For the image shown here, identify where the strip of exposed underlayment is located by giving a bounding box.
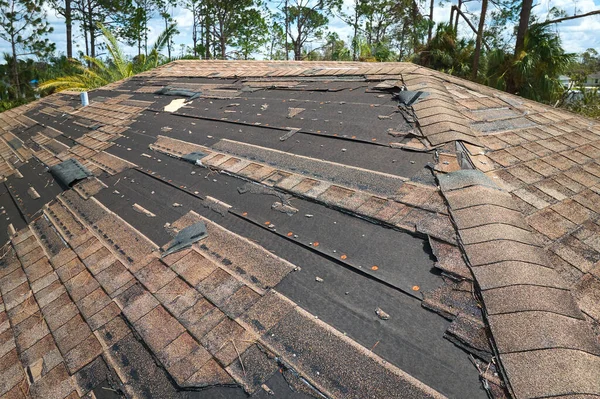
[438,169,600,399]
[211,139,408,196]
[149,135,457,245]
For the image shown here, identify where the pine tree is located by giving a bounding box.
[0,0,55,97]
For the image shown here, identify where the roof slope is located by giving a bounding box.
[0,60,598,399]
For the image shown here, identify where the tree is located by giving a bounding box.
[0,0,55,98]
[337,0,368,60]
[286,0,340,60]
[39,23,176,92]
[265,20,287,59]
[232,8,268,60]
[47,0,73,58]
[117,0,156,56]
[155,0,178,59]
[322,32,351,60]
[182,0,202,57]
[207,0,263,59]
[414,23,474,78]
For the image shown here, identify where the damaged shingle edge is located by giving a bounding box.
[49,158,93,187]
[181,151,209,165]
[162,221,208,257]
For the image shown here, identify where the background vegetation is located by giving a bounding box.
[0,0,599,117]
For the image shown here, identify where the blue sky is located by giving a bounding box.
[1,0,599,61]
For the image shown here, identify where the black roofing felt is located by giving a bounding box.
[5,159,63,221]
[0,187,27,245]
[119,109,430,177]
[93,162,485,398]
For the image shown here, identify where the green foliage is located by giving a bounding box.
[414,23,474,78]
[231,7,269,60]
[0,0,55,97]
[285,0,341,60]
[39,23,176,92]
[562,87,600,119]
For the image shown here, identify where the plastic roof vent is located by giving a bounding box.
[162,221,208,257]
[49,158,92,187]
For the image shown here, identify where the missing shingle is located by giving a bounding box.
[238,182,292,205]
[202,196,231,217]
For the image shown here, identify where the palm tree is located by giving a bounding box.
[484,24,573,103]
[39,23,177,92]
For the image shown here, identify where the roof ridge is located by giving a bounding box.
[438,169,600,399]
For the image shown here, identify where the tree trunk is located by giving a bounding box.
[284,0,289,60]
[219,18,226,59]
[192,3,198,57]
[514,0,533,56]
[352,0,359,60]
[10,40,20,99]
[427,0,434,44]
[472,0,487,80]
[205,13,211,59]
[165,17,171,59]
[454,0,461,31]
[87,0,95,58]
[83,22,89,57]
[66,0,72,58]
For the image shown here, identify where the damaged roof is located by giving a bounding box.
[0,60,598,399]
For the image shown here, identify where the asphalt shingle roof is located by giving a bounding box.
[0,60,599,399]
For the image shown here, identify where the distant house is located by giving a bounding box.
[587,72,600,87]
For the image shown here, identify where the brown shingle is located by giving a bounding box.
[459,224,540,246]
[64,333,102,373]
[114,283,159,323]
[134,258,176,293]
[134,306,185,353]
[506,165,544,184]
[501,349,600,398]
[472,261,566,290]
[512,187,552,209]
[534,179,574,201]
[184,358,233,387]
[488,311,600,354]
[482,285,583,319]
[53,314,91,354]
[526,208,576,240]
[240,290,296,334]
[464,240,549,267]
[523,158,559,177]
[444,185,518,211]
[572,274,600,322]
[95,260,133,296]
[197,268,243,307]
[171,250,217,287]
[180,300,224,340]
[452,204,529,230]
[542,153,577,171]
